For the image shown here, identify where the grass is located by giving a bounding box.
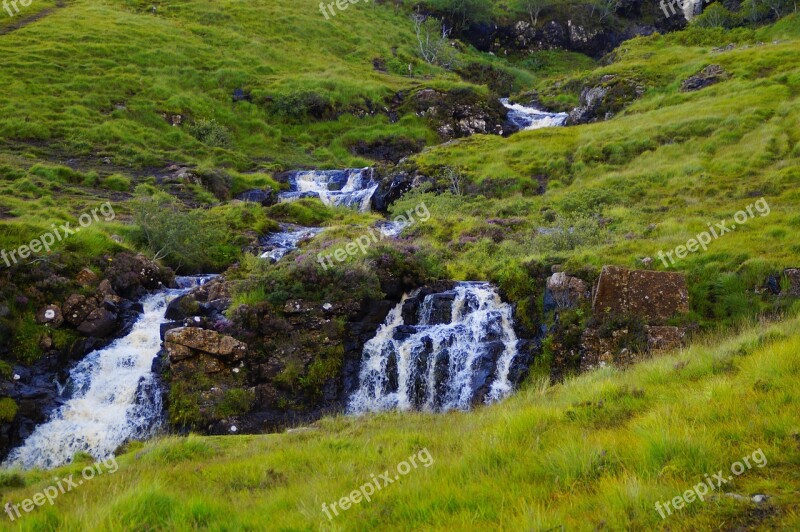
[2,310,799,530]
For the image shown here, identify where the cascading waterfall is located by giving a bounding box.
[259,224,323,262]
[348,282,521,414]
[4,276,210,470]
[279,168,378,212]
[501,98,569,130]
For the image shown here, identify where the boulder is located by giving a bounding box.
[592,266,689,325]
[235,188,275,206]
[545,272,590,311]
[77,308,118,337]
[165,294,201,321]
[681,65,728,92]
[62,294,98,327]
[35,305,63,328]
[75,268,99,287]
[165,327,247,363]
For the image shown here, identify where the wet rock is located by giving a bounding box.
[371,172,416,212]
[235,188,275,206]
[592,266,689,325]
[35,305,63,328]
[77,308,118,337]
[681,65,728,92]
[165,294,201,321]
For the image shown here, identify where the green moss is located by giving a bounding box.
[0,397,18,423]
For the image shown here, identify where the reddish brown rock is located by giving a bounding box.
[592,266,688,324]
[75,268,99,287]
[646,326,687,353]
[165,327,247,363]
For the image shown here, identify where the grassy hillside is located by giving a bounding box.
[3,311,799,530]
[0,0,533,171]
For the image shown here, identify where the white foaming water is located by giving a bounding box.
[4,277,208,470]
[348,282,521,414]
[501,98,569,130]
[279,168,378,212]
[259,224,323,262]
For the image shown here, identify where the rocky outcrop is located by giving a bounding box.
[405,88,507,139]
[579,266,690,370]
[566,75,645,125]
[458,7,686,60]
[103,252,174,299]
[592,266,689,325]
[165,328,247,371]
[681,65,728,92]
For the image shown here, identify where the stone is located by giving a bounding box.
[545,272,590,310]
[646,326,687,353]
[235,188,274,206]
[35,305,63,328]
[165,327,247,362]
[592,266,689,325]
[62,294,98,327]
[77,308,118,337]
[681,65,728,92]
[75,268,99,286]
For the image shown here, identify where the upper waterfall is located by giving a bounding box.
[278,168,378,212]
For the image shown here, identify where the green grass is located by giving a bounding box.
[3,311,800,530]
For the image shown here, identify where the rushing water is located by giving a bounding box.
[260,224,324,262]
[348,282,521,414]
[501,98,569,130]
[4,277,210,470]
[278,168,378,212]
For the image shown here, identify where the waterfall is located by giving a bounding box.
[501,98,569,131]
[279,168,378,212]
[4,276,209,470]
[259,224,323,262]
[348,282,522,414]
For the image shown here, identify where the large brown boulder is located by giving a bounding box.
[76,308,118,337]
[592,266,688,325]
[165,327,247,364]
